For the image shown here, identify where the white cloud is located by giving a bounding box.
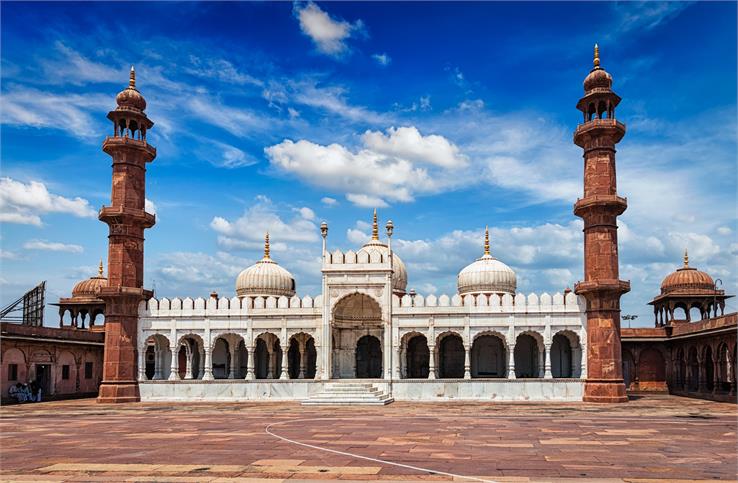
[145,198,157,216]
[0,249,19,260]
[321,197,338,206]
[23,240,84,253]
[294,2,364,57]
[0,177,97,226]
[186,55,262,86]
[613,2,692,34]
[717,226,732,236]
[372,53,391,66]
[265,126,467,207]
[361,126,468,169]
[210,196,319,251]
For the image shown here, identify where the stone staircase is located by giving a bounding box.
[302,382,394,406]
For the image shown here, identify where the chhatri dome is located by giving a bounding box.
[115,66,147,112]
[71,260,108,300]
[236,233,296,298]
[583,43,613,93]
[358,210,407,296]
[659,250,716,295]
[457,227,516,296]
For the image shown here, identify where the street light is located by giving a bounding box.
[622,314,638,329]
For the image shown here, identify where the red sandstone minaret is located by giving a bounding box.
[574,45,630,403]
[96,67,156,403]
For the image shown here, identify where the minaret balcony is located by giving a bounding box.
[573,194,627,217]
[99,206,156,229]
[102,136,157,159]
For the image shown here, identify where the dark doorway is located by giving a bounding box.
[356,335,382,378]
[439,334,464,378]
[145,346,155,379]
[406,335,430,378]
[35,364,51,396]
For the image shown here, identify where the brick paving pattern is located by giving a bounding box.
[1,395,736,482]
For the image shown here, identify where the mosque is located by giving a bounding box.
[2,46,734,405]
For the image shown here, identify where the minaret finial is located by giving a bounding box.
[264,232,271,259]
[129,65,136,88]
[593,43,600,69]
[99,259,104,277]
[371,209,379,240]
[484,226,490,256]
[683,248,689,268]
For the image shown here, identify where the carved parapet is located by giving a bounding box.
[102,136,157,159]
[99,206,156,229]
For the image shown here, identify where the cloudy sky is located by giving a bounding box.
[1,2,736,327]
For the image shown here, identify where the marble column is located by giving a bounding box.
[198,349,205,380]
[544,343,553,379]
[267,348,274,379]
[280,345,289,380]
[228,346,237,379]
[463,345,471,379]
[428,345,436,380]
[137,348,147,381]
[245,346,255,380]
[153,349,162,380]
[168,347,180,380]
[507,351,516,380]
[202,349,214,380]
[393,345,401,379]
[184,347,193,380]
[298,342,306,379]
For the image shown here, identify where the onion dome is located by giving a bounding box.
[116,66,147,111]
[72,260,108,299]
[236,233,296,298]
[457,227,516,296]
[583,44,613,93]
[660,250,716,295]
[358,209,407,295]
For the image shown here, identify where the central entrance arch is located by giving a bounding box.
[332,292,384,379]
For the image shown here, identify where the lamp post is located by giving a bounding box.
[622,314,638,329]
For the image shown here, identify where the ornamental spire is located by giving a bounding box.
[99,259,104,277]
[683,248,689,268]
[484,226,490,256]
[129,66,136,88]
[264,232,271,259]
[593,43,600,69]
[371,208,379,240]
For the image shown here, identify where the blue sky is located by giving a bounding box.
[1,1,736,327]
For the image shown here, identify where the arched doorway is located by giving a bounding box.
[471,334,505,378]
[288,333,317,379]
[688,347,699,391]
[355,335,382,378]
[551,334,573,378]
[438,333,464,378]
[514,334,539,378]
[332,293,383,379]
[622,348,636,389]
[405,334,429,378]
[676,348,686,389]
[704,346,714,392]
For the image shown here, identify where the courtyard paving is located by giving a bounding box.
[0,394,736,482]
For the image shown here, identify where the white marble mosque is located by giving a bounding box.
[138,211,586,403]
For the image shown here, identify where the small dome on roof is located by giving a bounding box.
[356,210,407,295]
[457,227,516,296]
[235,233,296,298]
[660,250,715,295]
[116,66,147,111]
[583,44,613,93]
[72,261,108,299]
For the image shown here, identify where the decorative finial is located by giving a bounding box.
[264,232,271,259]
[371,209,379,240]
[484,226,490,256]
[683,248,689,268]
[129,66,136,88]
[98,259,104,277]
[593,43,600,69]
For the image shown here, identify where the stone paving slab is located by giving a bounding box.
[1,395,736,482]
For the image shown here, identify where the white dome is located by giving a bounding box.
[359,239,408,295]
[457,228,516,296]
[236,234,296,298]
[357,210,407,295]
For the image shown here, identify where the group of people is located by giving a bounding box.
[8,381,42,403]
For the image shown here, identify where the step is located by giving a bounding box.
[302,397,394,406]
[301,383,394,406]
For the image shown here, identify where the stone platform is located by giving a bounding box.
[1,394,736,482]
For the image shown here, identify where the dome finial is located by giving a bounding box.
[98,259,104,277]
[264,232,271,259]
[129,66,136,88]
[683,248,689,268]
[484,226,490,256]
[593,43,600,69]
[371,209,379,240]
